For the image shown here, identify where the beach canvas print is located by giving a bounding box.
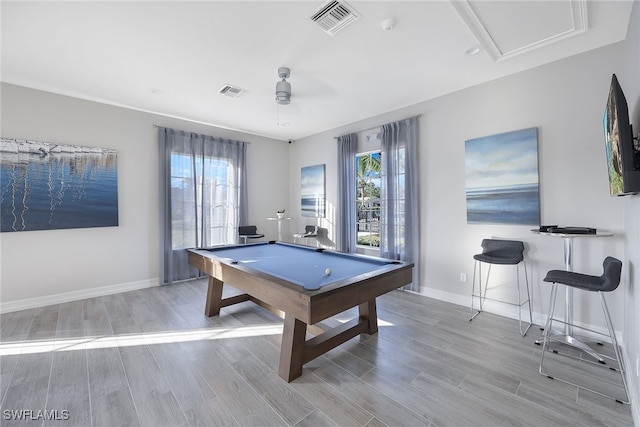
[0,138,118,232]
[301,164,325,218]
[465,128,540,225]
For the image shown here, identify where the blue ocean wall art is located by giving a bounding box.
[465,128,540,225]
[301,164,325,218]
[0,138,118,232]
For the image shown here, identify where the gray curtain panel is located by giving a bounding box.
[380,116,420,292]
[336,133,358,253]
[158,127,248,284]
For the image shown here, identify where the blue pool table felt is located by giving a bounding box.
[204,242,396,290]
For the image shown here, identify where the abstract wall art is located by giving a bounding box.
[0,138,119,232]
[465,128,540,225]
[301,164,325,218]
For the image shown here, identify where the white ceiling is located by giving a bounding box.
[1,1,634,141]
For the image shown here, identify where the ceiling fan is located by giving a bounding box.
[275,67,291,105]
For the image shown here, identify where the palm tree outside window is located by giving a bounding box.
[356,151,381,247]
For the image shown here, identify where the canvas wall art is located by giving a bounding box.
[0,138,118,232]
[465,128,540,225]
[301,164,325,218]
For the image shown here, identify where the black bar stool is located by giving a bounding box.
[238,226,264,244]
[539,256,629,404]
[470,239,532,336]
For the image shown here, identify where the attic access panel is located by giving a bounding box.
[452,0,587,61]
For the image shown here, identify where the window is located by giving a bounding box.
[356,151,381,247]
[159,127,247,284]
[170,152,235,250]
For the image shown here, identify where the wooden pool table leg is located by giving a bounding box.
[205,276,224,317]
[279,314,307,382]
[359,298,378,334]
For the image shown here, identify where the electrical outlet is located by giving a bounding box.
[460,273,467,283]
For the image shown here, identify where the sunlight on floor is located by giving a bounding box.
[1,319,395,356]
[0,324,284,356]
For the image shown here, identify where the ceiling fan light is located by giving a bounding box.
[275,79,291,105]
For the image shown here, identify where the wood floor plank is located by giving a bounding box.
[123,298,167,333]
[108,315,142,335]
[189,344,270,417]
[0,309,35,341]
[118,344,171,396]
[294,409,339,427]
[0,370,15,406]
[146,299,191,331]
[55,301,84,338]
[149,342,217,412]
[0,374,50,427]
[4,350,54,388]
[364,416,399,427]
[234,405,288,427]
[82,298,113,337]
[87,347,129,399]
[182,396,240,427]
[380,368,507,426]
[318,344,374,379]
[46,349,90,427]
[231,354,316,425]
[458,371,598,426]
[44,394,90,427]
[313,362,434,427]
[577,386,634,424]
[289,371,375,427]
[101,293,134,323]
[131,389,188,427]
[27,305,59,341]
[360,333,467,387]
[516,381,625,426]
[91,388,140,427]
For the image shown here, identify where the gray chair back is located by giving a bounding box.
[239,225,258,236]
[600,256,622,292]
[474,239,524,265]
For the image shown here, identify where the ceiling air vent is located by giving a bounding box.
[218,84,246,98]
[309,0,359,36]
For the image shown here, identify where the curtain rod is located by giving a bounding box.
[153,124,251,144]
[334,114,422,139]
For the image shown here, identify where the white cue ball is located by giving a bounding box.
[325,268,332,275]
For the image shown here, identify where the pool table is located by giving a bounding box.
[187,241,413,381]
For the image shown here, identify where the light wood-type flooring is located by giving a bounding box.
[0,279,634,426]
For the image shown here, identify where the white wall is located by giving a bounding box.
[0,83,289,310]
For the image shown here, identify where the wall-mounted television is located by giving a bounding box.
[603,74,640,196]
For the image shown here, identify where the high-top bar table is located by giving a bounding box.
[267,215,291,241]
[532,228,613,361]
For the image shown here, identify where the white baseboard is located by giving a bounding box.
[0,278,160,314]
[418,286,621,340]
[419,286,545,327]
